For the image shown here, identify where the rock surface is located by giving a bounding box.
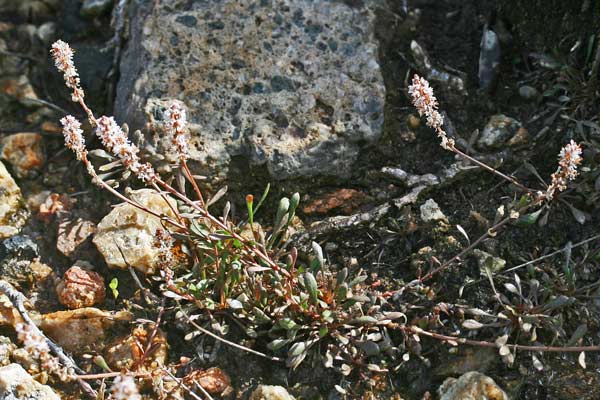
[250,385,295,400]
[56,264,106,309]
[92,189,177,274]
[116,0,385,182]
[0,363,60,400]
[0,133,45,178]
[0,161,28,239]
[420,198,447,223]
[477,115,522,150]
[438,371,508,400]
[39,307,132,354]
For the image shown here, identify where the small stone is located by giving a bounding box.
[420,199,447,223]
[0,75,38,107]
[0,363,60,400]
[0,235,37,261]
[0,337,15,366]
[518,85,538,100]
[104,325,168,371]
[80,0,114,18]
[250,385,296,400]
[507,126,529,147]
[477,115,522,150]
[93,189,177,274]
[39,308,132,354]
[438,371,508,400]
[473,249,506,273]
[56,217,96,257]
[0,133,45,178]
[185,367,231,395]
[56,265,106,309]
[302,189,368,215]
[35,22,56,43]
[0,161,28,238]
[407,114,421,129]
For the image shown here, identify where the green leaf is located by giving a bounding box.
[275,197,290,227]
[303,272,319,303]
[516,208,543,226]
[278,318,297,330]
[253,183,270,216]
[319,326,329,337]
[109,278,119,299]
[267,338,290,351]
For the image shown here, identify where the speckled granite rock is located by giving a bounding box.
[116,0,385,182]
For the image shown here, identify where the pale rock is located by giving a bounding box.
[420,199,447,223]
[92,189,177,274]
[0,363,60,400]
[477,115,522,150]
[438,371,508,400]
[56,217,96,257]
[0,161,28,238]
[250,385,295,400]
[39,307,132,354]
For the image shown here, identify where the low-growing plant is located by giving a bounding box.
[3,40,592,397]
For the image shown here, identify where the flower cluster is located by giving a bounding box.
[50,40,84,102]
[163,102,190,160]
[546,140,583,200]
[408,74,454,149]
[110,374,141,400]
[154,228,175,283]
[60,115,86,160]
[96,116,156,182]
[15,323,66,380]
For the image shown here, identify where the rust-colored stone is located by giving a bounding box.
[56,266,106,309]
[302,188,368,215]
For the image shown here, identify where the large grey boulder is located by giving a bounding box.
[116,0,385,182]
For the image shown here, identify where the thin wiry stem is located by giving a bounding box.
[397,324,600,353]
[177,303,283,362]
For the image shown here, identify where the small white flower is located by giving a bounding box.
[546,140,583,200]
[164,102,190,160]
[60,115,86,160]
[95,116,156,182]
[408,75,454,149]
[51,40,84,102]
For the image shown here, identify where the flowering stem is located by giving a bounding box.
[450,145,533,195]
[181,160,205,207]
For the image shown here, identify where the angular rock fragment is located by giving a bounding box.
[92,189,177,274]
